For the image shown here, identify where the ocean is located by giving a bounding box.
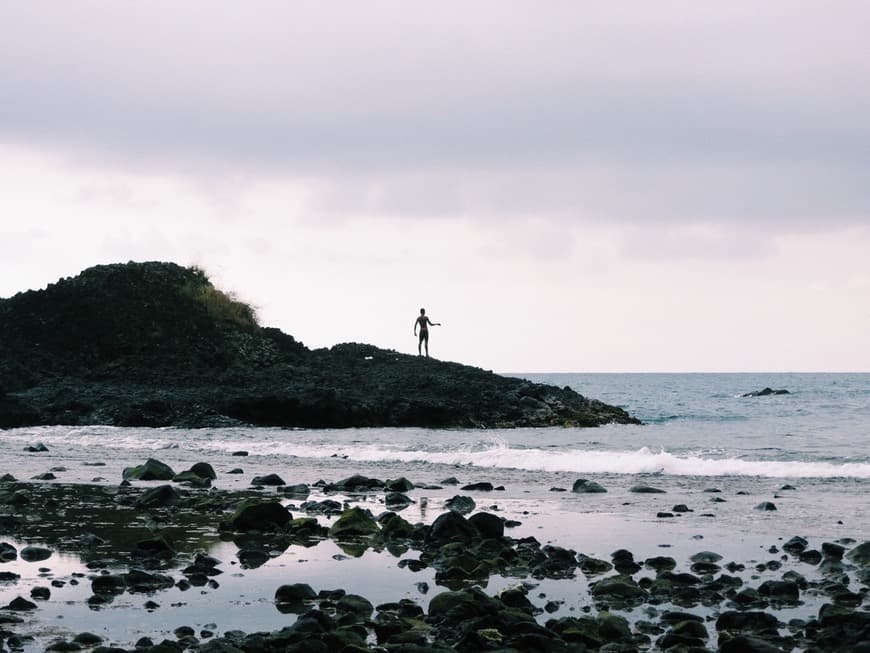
[1,372,868,648]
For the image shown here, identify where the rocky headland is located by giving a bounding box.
[0,262,638,430]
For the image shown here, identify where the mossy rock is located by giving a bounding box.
[328,507,380,539]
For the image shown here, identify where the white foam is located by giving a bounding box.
[6,426,870,479]
[204,440,870,479]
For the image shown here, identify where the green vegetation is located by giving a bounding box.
[184,266,258,329]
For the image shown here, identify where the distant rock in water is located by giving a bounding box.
[742,387,790,397]
[0,261,640,429]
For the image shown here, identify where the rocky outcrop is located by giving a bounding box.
[742,387,790,397]
[0,261,640,429]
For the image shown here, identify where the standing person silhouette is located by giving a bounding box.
[414,308,441,357]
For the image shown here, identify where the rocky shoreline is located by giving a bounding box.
[0,262,639,430]
[1,456,868,652]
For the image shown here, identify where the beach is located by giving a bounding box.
[1,374,869,651]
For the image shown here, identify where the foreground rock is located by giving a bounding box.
[0,262,639,429]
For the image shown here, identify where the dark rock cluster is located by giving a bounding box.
[1,465,868,652]
[0,261,639,429]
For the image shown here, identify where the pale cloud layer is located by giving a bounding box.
[1,2,868,371]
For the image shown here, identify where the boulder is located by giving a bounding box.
[189,462,217,479]
[134,535,176,559]
[275,583,317,603]
[715,610,779,633]
[337,594,374,620]
[572,479,607,493]
[5,596,37,611]
[135,485,180,508]
[224,500,292,532]
[757,580,800,601]
[122,459,176,481]
[461,482,494,492]
[845,540,870,565]
[630,485,666,494]
[250,474,285,486]
[279,483,310,498]
[590,576,647,601]
[19,546,52,562]
[122,569,174,592]
[384,477,414,492]
[91,574,126,595]
[444,495,476,514]
[468,512,504,539]
[783,536,808,554]
[426,510,477,545]
[171,471,211,487]
[384,492,413,509]
[328,507,380,538]
[645,556,677,572]
[378,512,416,541]
[324,475,384,492]
[0,542,18,561]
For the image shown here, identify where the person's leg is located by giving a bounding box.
[423,332,429,357]
[418,333,424,355]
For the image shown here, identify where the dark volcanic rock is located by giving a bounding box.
[0,262,640,429]
[134,485,180,508]
[461,481,494,492]
[122,459,176,481]
[444,495,476,514]
[572,478,607,493]
[742,387,790,397]
[250,473,286,486]
[630,484,666,494]
[19,546,52,562]
[222,500,292,532]
[0,541,17,561]
[426,510,477,545]
[327,507,380,539]
[468,512,504,539]
[275,583,317,603]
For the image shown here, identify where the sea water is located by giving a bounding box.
[1,373,868,648]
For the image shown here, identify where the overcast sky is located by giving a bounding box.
[1,1,868,372]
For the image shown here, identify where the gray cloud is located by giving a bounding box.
[2,1,869,229]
